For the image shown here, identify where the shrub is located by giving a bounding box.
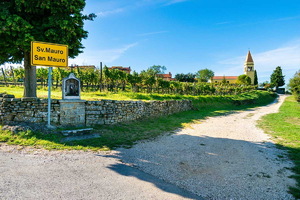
[288,70,300,102]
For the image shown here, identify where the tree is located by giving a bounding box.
[237,74,251,85]
[254,70,258,85]
[128,71,141,92]
[13,66,25,82]
[270,66,285,90]
[117,70,128,91]
[83,68,98,90]
[157,79,170,94]
[149,65,167,74]
[54,67,69,88]
[0,0,96,97]
[37,67,48,87]
[103,67,121,92]
[288,70,300,102]
[222,75,227,84]
[175,73,196,82]
[196,68,214,82]
[260,81,273,90]
[140,69,156,92]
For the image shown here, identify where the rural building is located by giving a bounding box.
[69,65,96,70]
[210,76,239,84]
[209,51,256,84]
[156,72,175,81]
[109,66,131,74]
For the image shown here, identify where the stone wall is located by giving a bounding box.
[60,100,86,126]
[0,96,60,124]
[85,100,193,126]
[0,95,193,127]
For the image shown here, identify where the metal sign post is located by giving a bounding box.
[30,41,68,128]
[47,67,53,128]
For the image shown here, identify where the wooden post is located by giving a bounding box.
[99,62,103,92]
[10,66,16,84]
[1,67,8,86]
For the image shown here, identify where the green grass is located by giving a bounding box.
[258,96,300,198]
[0,85,192,101]
[0,130,84,150]
[0,85,274,102]
[0,87,277,152]
[0,90,276,151]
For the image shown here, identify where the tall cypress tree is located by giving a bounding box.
[0,0,96,97]
[254,70,258,85]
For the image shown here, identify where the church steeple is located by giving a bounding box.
[244,50,255,84]
[246,50,254,63]
[244,50,254,69]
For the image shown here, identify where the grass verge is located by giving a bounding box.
[0,85,275,101]
[0,90,276,152]
[0,85,210,101]
[258,96,300,198]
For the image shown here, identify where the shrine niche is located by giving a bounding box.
[62,73,80,100]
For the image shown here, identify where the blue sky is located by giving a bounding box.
[69,0,300,85]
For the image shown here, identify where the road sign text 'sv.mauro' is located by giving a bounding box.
[31,41,68,67]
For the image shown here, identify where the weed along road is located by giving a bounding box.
[0,95,296,200]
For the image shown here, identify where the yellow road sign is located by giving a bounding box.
[31,41,68,67]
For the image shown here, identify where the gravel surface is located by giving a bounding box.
[0,145,200,200]
[114,95,296,200]
[0,95,296,200]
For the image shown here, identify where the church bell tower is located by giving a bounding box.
[244,50,255,84]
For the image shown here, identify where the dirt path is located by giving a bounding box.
[114,95,296,199]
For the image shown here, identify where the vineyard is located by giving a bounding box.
[0,66,257,96]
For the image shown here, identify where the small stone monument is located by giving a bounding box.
[62,73,80,100]
[60,73,86,127]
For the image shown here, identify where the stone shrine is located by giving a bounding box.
[60,73,86,127]
[62,73,80,100]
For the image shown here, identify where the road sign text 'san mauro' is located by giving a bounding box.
[31,41,68,67]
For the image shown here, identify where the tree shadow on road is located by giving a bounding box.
[106,162,203,199]
[98,134,297,199]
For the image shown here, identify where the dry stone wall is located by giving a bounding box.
[0,94,193,127]
[85,100,193,126]
[0,96,60,124]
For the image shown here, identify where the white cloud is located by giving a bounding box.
[215,21,232,25]
[98,43,138,63]
[137,31,168,36]
[255,45,300,72]
[164,0,189,6]
[94,0,190,18]
[69,43,138,66]
[96,8,125,17]
[272,15,300,22]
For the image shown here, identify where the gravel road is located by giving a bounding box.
[114,95,296,199]
[0,95,296,200]
[0,145,200,200]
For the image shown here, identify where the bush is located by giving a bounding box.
[288,71,300,102]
